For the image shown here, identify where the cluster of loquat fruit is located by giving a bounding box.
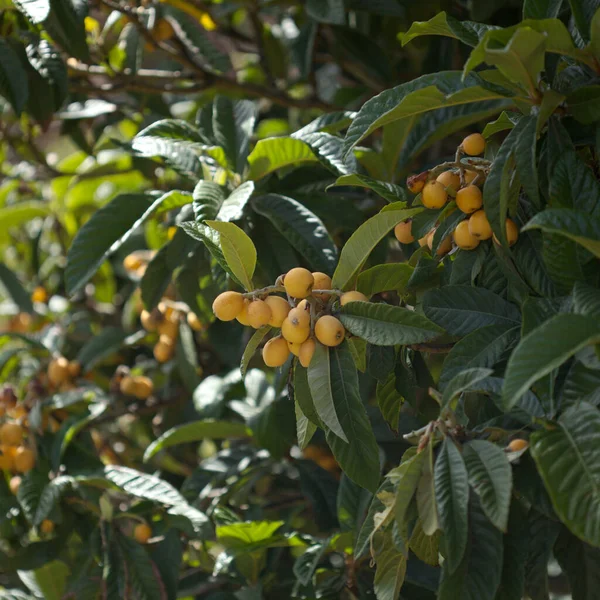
[394,133,519,255]
[212,267,372,368]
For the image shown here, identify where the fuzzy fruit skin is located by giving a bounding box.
[284,268,314,299]
[299,339,316,368]
[0,423,23,446]
[40,520,55,534]
[287,341,302,356]
[468,210,493,240]
[287,306,310,329]
[453,220,480,250]
[187,312,203,331]
[426,230,452,257]
[421,181,448,209]
[262,337,290,367]
[132,376,154,400]
[462,133,486,156]
[437,170,460,191]
[140,309,159,332]
[312,272,332,300]
[154,339,174,363]
[14,447,35,473]
[340,291,369,305]
[48,357,70,387]
[9,476,21,495]
[315,316,345,347]
[281,318,310,344]
[236,300,251,326]
[464,170,478,185]
[508,438,528,452]
[247,300,272,328]
[134,523,152,544]
[456,185,483,214]
[212,291,245,321]
[265,296,290,328]
[493,218,519,247]
[394,221,414,244]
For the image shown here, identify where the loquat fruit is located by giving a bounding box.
[14,446,35,473]
[436,170,461,191]
[40,519,55,534]
[463,170,478,185]
[0,448,14,471]
[48,357,70,387]
[394,220,414,244]
[426,229,452,257]
[265,296,290,328]
[123,254,143,272]
[247,299,272,329]
[0,423,23,446]
[212,291,245,321]
[141,309,159,332]
[120,376,137,396]
[456,185,483,214]
[508,439,528,452]
[31,286,48,303]
[153,18,174,41]
[281,318,310,344]
[492,218,519,247]
[299,338,316,368]
[312,272,332,300]
[133,523,152,544]
[284,268,314,299]
[287,306,310,329]
[68,361,81,379]
[132,376,154,400]
[236,299,251,326]
[154,339,174,363]
[287,341,302,356]
[453,220,480,250]
[157,317,179,339]
[262,337,290,367]
[407,173,427,194]
[468,210,493,240]
[421,181,448,209]
[314,315,345,347]
[340,291,369,305]
[187,312,203,331]
[9,476,21,495]
[462,133,486,156]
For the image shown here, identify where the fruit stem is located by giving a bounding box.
[242,285,286,298]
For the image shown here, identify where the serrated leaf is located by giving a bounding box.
[332,207,422,289]
[192,180,224,222]
[205,220,256,291]
[325,344,380,492]
[523,208,600,258]
[340,302,443,346]
[144,420,251,461]
[307,343,347,442]
[463,440,512,532]
[65,192,155,295]
[422,285,521,336]
[435,438,469,574]
[241,326,271,378]
[530,402,600,547]
[252,194,338,274]
[246,137,318,180]
[503,313,600,409]
[300,132,357,175]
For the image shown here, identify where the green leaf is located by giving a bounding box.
[116,534,165,600]
[76,326,130,372]
[523,0,563,19]
[325,344,380,492]
[294,364,320,426]
[434,438,469,574]
[441,367,493,409]
[357,264,414,297]
[327,174,407,203]
[252,194,338,275]
[376,373,403,431]
[400,11,495,47]
[12,0,50,23]
[332,207,422,289]
[163,5,231,73]
[482,110,521,137]
[422,285,521,337]
[373,533,407,600]
[438,496,503,600]
[531,402,600,547]
[246,137,318,180]
[409,521,440,566]
[342,71,511,158]
[307,343,347,442]
[217,181,255,222]
[65,192,155,295]
[25,39,67,113]
[416,439,439,536]
[192,180,224,222]
[0,263,34,313]
[0,202,49,245]
[33,475,74,525]
[299,132,357,176]
[523,208,600,258]
[153,190,193,216]
[574,282,600,318]
[144,420,251,462]
[390,451,426,540]
[241,326,271,379]
[295,400,317,450]
[18,560,69,600]
[514,115,540,207]
[205,220,256,291]
[503,313,600,409]
[212,96,257,173]
[463,440,512,532]
[44,0,89,61]
[439,325,519,391]
[340,302,443,346]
